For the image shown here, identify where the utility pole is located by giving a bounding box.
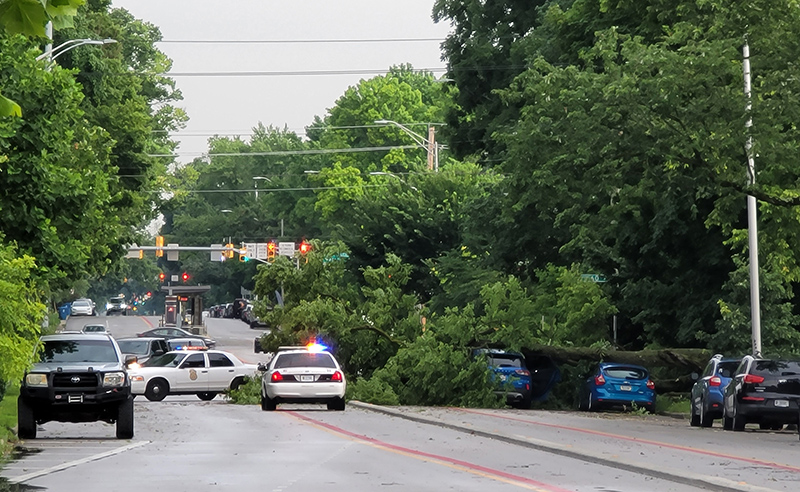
[743,38,762,358]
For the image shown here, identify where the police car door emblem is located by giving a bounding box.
[189,369,198,380]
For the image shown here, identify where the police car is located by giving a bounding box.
[259,344,346,411]
[129,349,258,402]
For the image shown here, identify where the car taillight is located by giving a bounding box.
[271,372,284,382]
[331,371,343,382]
[709,376,722,387]
[594,374,606,386]
[743,374,765,384]
[646,379,655,390]
[515,369,530,376]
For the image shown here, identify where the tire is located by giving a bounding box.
[732,402,746,431]
[759,423,771,430]
[723,413,733,430]
[261,394,276,411]
[587,392,598,412]
[699,400,713,428]
[327,397,345,411]
[17,398,37,439]
[254,338,262,353]
[197,392,217,401]
[690,400,700,427]
[116,398,134,439]
[230,378,244,391]
[771,424,784,431]
[145,379,169,402]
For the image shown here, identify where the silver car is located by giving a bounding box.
[70,299,95,316]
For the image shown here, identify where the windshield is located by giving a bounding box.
[82,325,105,332]
[274,352,336,369]
[488,355,524,368]
[753,360,800,377]
[40,340,118,363]
[603,367,647,380]
[73,300,91,307]
[117,340,150,355]
[144,352,186,368]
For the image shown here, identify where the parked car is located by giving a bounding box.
[690,354,741,427]
[474,349,534,409]
[70,298,96,316]
[137,327,216,349]
[129,349,257,401]
[722,356,800,431]
[578,362,656,412]
[259,344,346,411]
[116,337,169,366]
[243,304,269,329]
[167,338,207,351]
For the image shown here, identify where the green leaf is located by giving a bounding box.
[0,91,22,117]
[0,0,50,36]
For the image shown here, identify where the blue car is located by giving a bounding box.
[690,354,740,427]
[578,362,656,412]
[476,349,535,409]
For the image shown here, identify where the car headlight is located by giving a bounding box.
[105,303,112,310]
[25,373,48,387]
[103,372,126,387]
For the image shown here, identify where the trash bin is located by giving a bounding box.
[58,303,71,320]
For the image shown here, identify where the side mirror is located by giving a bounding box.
[690,372,699,381]
[125,354,138,367]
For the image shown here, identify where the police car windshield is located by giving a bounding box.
[274,352,336,369]
[144,352,186,368]
[40,340,117,363]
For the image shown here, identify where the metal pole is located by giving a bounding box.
[743,39,762,358]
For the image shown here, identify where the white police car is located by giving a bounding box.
[259,344,346,411]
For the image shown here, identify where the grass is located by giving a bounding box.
[0,383,19,460]
[655,393,691,414]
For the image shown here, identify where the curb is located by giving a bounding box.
[350,401,780,492]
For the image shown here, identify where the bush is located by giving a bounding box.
[225,376,261,405]
[347,375,399,405]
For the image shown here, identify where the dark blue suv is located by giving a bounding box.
[690,354,740,427]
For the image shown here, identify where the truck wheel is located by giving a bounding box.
[145,379,169,401]
[17,398,37,439]
[116,398,134,439]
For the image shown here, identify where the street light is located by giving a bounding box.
[37,37,117,67]
[369,171,419,192]
[253,176,271,201]
[374,119,443,172]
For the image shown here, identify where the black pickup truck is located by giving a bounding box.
[18,332,136,439]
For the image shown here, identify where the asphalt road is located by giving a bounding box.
[2,315,800,492]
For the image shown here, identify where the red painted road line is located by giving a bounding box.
[141,316,154,328]
[455,407,800,473]
[286,411,575,492]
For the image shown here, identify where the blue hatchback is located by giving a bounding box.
[690,354,741,427]
[579,362,656,412]
[476,349,534,409]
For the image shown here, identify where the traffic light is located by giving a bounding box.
[155,235,164,257]
[299,240,311,255]
[181,272,190,282]
[267,241,277,262]
[225,243,235,259]
[239,246,249,262]
[158,272,166,282]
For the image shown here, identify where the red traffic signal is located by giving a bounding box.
[181,272,189,282]
[299,241,311,255]
[158,272,166,282]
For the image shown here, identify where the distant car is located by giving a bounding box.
[475,349,534,409]
[105,296,128,316]
[70,299,96,316]
[243,304,269,329]
[81,323,109,335]
[578,362,656,412]
[129,349,257,401]
[137,327,216,349]
[690,354,740,427]
[116,337,169,366]
[167,338,208,351]
[722,356,800,431]
[260,344,346,411]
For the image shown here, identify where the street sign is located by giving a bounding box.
[166,243,179,261]
[243,242,257,259]
[255,243,268,260]
[278,241,296,257]
[581,274,607,283]
[210,244,224,262]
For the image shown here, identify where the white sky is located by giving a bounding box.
[111,0,452,161]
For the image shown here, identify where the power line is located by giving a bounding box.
[149,145,420,158]
[161,68,447,77]
[158,38,445,44]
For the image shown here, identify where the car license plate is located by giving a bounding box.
[300,375,314,382]
[499,375,507,382]
[775,400,789,407]
[620,385,632,392]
